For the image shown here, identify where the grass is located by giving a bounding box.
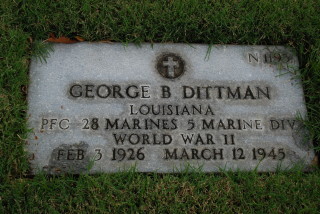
[0,0,320,213]
[1,170,320,213]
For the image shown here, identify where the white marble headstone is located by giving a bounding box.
[27,43,315,174]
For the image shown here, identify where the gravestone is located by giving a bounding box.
[27,43,315,174]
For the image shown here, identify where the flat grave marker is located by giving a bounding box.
[27,43,315,174]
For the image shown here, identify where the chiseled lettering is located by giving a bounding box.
[113,133,172,145]
[126,85,139,98]
[69,84,82,97]
[96,84,111,98]
[161,85,171,98]
[182,85,270,100]
[69,84,151,99]
[164,148,224,160]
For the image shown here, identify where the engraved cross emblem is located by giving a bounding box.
[162,57,179,78]
[156,53,185,79]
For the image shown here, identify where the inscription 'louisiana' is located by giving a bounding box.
[69,84,271,100]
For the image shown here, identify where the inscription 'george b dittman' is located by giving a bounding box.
[27,43,315,174]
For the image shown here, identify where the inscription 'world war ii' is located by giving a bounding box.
[27,43,315,174]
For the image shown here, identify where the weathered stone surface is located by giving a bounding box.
[27,43,315,174]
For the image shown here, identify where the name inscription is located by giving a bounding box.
[69,84,271,100]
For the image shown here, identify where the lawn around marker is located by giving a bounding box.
[0,0,319,213]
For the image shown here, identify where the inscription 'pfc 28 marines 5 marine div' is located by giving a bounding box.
[27,43,315,174]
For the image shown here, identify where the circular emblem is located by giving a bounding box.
[156,53,185,79]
